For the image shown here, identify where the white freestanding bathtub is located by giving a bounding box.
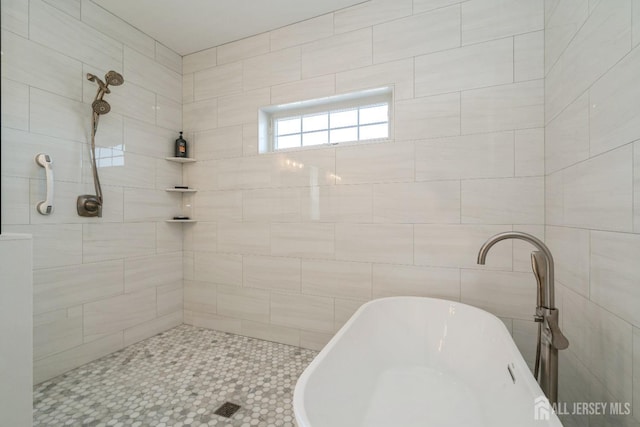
[294,297,563,427]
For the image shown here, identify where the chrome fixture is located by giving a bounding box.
[78,71,124,217]
[477,231,569,405]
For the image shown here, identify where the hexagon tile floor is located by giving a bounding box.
[33,325,318,427]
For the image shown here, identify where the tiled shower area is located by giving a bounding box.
[33,326,316,427]
[1,0,639,426]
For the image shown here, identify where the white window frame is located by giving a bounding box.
[258,87,393,153]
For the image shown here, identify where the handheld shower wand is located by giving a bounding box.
[78,70,124,218]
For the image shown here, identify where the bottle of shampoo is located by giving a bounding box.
[175,131,188,158]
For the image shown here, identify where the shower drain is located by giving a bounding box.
[214,401,241,418]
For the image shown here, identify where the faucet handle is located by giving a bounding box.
[545,308,569,350]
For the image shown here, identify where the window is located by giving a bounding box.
[259,87,392,153]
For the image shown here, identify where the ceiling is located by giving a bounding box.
[93,0,366,56]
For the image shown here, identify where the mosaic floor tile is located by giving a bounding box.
[34,325,317,427]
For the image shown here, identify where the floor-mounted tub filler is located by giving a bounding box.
[294,296,563,427]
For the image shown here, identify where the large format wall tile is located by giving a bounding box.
[461,0,543,45]
[271,75,336,105]
[34,307,83,360]
[514,31,544,82]
[123,311,182,347]
[243,255,301,293]
[1,129,84,183]
[300,184,373,223]
[217,89,270,127]
[461,269,537,320]
[562,289,633,405]
[1,0,29,37]
[335,223,413,264]
[414,224,512,270]
[0,78,29,131]
[243,47,301,91]
[194,126,243,160]
[0,176,29,224]
[301,28,372,78]
[270,14,333,51]
[461,80,544,134]
[589,47,640,156]
[44,0,81,19]
[5,224,83,269]
[125,47,182,103]
[217,33,270,65]
[545,93,589,174]
[372,264,460,300]
[271,223,335,259]
[30,0,122,71]
[270,293,334,333]
[415,132,514,180]
[590,231,640,328]
[545,1,632,122]
[34,332,123,384]
[243,188,301,223]
[217,222,271,255]
[335,59,414,100]
[83,288,156,342]
[334,0,412,34]
[124,252,182,293]
[545,226,590,298]
[395,94,461,141]
[80,0,155,58]
[515,129,544,177]
[373,5,460,64]
[336,142,414,184]
[33,260,124,314]
[461,177,544,225]
[183,47,217,74]
[372,181,460,224]
[1,29,83,100]
[83,223,156,262]
[155,42,182,75]
[30,88,91,144]
[183,99,218,132]
[415,37,513,97]
[302,259,372,300]
[562,146,633,232]
[217,285,270,323]
[194,252,242,286]
[544,0,589,75]
[194,62,243,100]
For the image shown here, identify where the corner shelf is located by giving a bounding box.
[165,156,196,163]
[165,156,197,222]
[165,188,198,193]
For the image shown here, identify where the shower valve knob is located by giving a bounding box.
[77,194,102,217]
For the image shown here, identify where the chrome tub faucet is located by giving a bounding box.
[477,231,569,406]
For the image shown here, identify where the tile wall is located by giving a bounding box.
[182,0,546,370]
[545,1,640,426]
[1,0,184,383]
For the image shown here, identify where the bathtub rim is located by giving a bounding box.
[293,295,556,427]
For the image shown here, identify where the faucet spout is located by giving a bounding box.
[477,231,555,309]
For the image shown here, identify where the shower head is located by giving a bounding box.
[104,70,124,86]
[92,99,111,115]
[86,73,110,94]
